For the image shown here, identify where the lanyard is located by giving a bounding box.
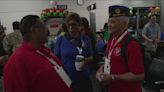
[36,50,60,68]
[76,47,83,54]
[36,50,72,87]
[108,31,128,58]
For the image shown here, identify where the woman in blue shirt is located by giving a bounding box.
[54,13,93,92]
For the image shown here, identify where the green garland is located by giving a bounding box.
[40,8,69,21]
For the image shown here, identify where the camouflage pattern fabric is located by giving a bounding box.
[3,30,22,55]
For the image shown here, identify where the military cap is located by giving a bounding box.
[109,5,130,18]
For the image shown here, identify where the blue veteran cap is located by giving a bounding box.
[109,5,130,18]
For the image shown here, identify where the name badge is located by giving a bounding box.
[104,57,111,74]
[54,66,72,87]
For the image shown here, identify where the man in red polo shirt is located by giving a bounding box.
[3,15,72,92]
[96,5,144,92]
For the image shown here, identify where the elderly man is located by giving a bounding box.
[96,5,144,92]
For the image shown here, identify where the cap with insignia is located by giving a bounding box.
[108,5,130,18]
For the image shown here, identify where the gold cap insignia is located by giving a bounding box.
[115,8,120,14]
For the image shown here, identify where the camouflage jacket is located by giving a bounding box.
[3,30,22,55]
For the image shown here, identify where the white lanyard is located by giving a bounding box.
[76,39,85,54]
[36,50,72,87]
[76,47,83,54]
[108,31,128,58]
[36,50,59,68]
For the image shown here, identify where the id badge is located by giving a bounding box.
[104,57,111,74]
[54,66,72,87]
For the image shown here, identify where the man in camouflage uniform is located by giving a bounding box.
[3,21,22,55]
[0,23,8,75]
[0,22,8,92]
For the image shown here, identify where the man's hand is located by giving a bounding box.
[96,72,114,87]
[96,65,112,86]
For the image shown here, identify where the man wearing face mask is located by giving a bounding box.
[96,5,144,92]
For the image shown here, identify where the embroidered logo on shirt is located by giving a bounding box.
[114,47,121,56]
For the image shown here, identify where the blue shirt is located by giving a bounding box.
[54,34,93,81]
[142,22,160,40]
[96,40,106,54]
[160,32,164,40]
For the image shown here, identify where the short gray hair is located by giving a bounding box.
[117,16,129,25]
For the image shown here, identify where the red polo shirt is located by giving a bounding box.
[106,33,144,92]
[3,42,72,92]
